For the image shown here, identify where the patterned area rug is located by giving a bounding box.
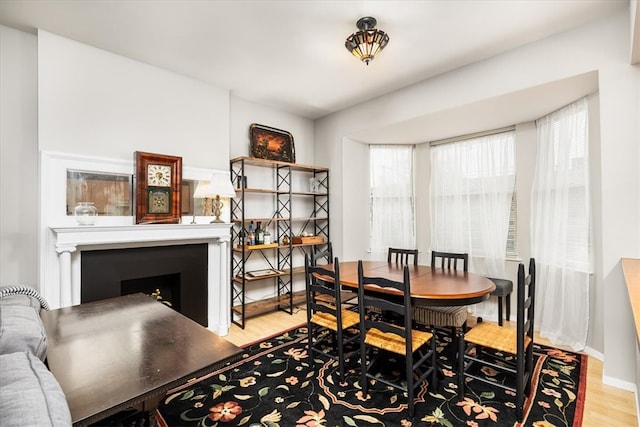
[156,325,587,427]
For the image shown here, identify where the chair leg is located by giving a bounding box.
[360,339,368,398]
[505,293,511,322]
[457,331,465,401]
[497,296,504,326]
[430,329,438,391]
[336,329,345,379]
[406,352,414,417]
[516,358,524,420]
[307,324,314,369]
[449,326,458,360]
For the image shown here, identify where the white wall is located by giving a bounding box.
[1,28,318,298]
[38,30,229,169]
[0,26,38,287]
[316,9,639,387]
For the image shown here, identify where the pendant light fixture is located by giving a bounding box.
[345,16,390,65]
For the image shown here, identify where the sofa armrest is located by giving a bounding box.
[0,287,49,361]
[0,352,72,427]
[0,285,50,310]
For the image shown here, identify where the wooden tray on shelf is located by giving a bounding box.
[292,236,324,245]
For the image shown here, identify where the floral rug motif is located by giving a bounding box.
[156,326,586,427]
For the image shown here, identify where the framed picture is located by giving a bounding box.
[249,123,295,163]
[134,151,182,224]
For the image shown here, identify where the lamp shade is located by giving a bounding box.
[192,181,211,199]
[207,172,236,198]
[345,17,389,65]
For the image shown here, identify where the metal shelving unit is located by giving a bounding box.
[229,156,329,328]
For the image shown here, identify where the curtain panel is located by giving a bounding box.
[532,97,590,350]
[430,132,516,320]
[369,145,416,260]
[430,132,516,276]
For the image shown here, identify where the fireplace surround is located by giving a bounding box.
[46,224,232,335]
[39,151,233,336]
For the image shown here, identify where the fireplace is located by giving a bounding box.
[45,223,232,335]
[39,152,233,335]
[122,274,181,311]
[81,244,207,326]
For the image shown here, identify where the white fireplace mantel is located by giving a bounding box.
[52,223,230,247]
[38,151,234,336]
[48,223,232,336]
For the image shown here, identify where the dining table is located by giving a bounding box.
[328,260,496,307]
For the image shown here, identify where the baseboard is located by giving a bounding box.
[602,374,636,392]
[583,345,603,361]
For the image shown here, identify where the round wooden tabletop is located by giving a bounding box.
[334,261,496,307]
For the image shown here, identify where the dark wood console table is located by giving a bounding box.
[41,293,242,426]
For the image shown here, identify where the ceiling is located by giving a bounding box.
[0,0,630,123]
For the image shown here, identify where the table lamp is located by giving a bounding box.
[190,181,212,224]
[207,172,236,223]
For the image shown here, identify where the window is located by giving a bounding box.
[430,130,516,277]
[369,145,416,256]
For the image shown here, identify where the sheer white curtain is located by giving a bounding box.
[369,145,415,260]
[430,132,516,318]
[532,97,590,350]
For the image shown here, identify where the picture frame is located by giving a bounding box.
[249,123,295,163]
[134,151,182,224]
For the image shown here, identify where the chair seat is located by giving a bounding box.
[488,277,513,297]
[311,309,360,331]
[413,305,468,328]
[463,321,532,355]
[315,290,358,306]
[364,326,433,355]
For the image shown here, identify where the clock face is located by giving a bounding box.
[148,188,170,214]
[147,164,172,187]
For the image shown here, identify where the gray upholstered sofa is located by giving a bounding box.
[0,286,72,427]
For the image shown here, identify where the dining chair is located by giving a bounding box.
[311,242,357,306]
[311,242,333,266]
[387,247,419,265]
[413,251,469,348]
[430,251,468,270]
[457,258,536,421]
[357,260,438,417]
[305,254,359,379]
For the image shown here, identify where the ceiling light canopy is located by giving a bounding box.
[345,16,390,65]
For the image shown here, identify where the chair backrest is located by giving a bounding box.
[517,258,536,354]
[311,242,334,266]
[305,254,344,322]
[357,260,413,353]
[387,248,419,265]
[431,250,468,271]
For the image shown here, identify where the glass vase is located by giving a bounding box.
[74,202,98,226]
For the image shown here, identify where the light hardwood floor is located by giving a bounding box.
[224,308,637,427]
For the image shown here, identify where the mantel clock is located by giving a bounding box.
[134,151,182,224]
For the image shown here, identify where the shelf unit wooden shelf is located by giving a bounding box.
[231,290,307,319]
[229,156,330,328]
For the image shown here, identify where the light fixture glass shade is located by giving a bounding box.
[345,17,389,65]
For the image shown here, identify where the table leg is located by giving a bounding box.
[143,395,164,427]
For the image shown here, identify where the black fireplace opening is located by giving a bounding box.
[81,244,208,326]
[121,273,182,313]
